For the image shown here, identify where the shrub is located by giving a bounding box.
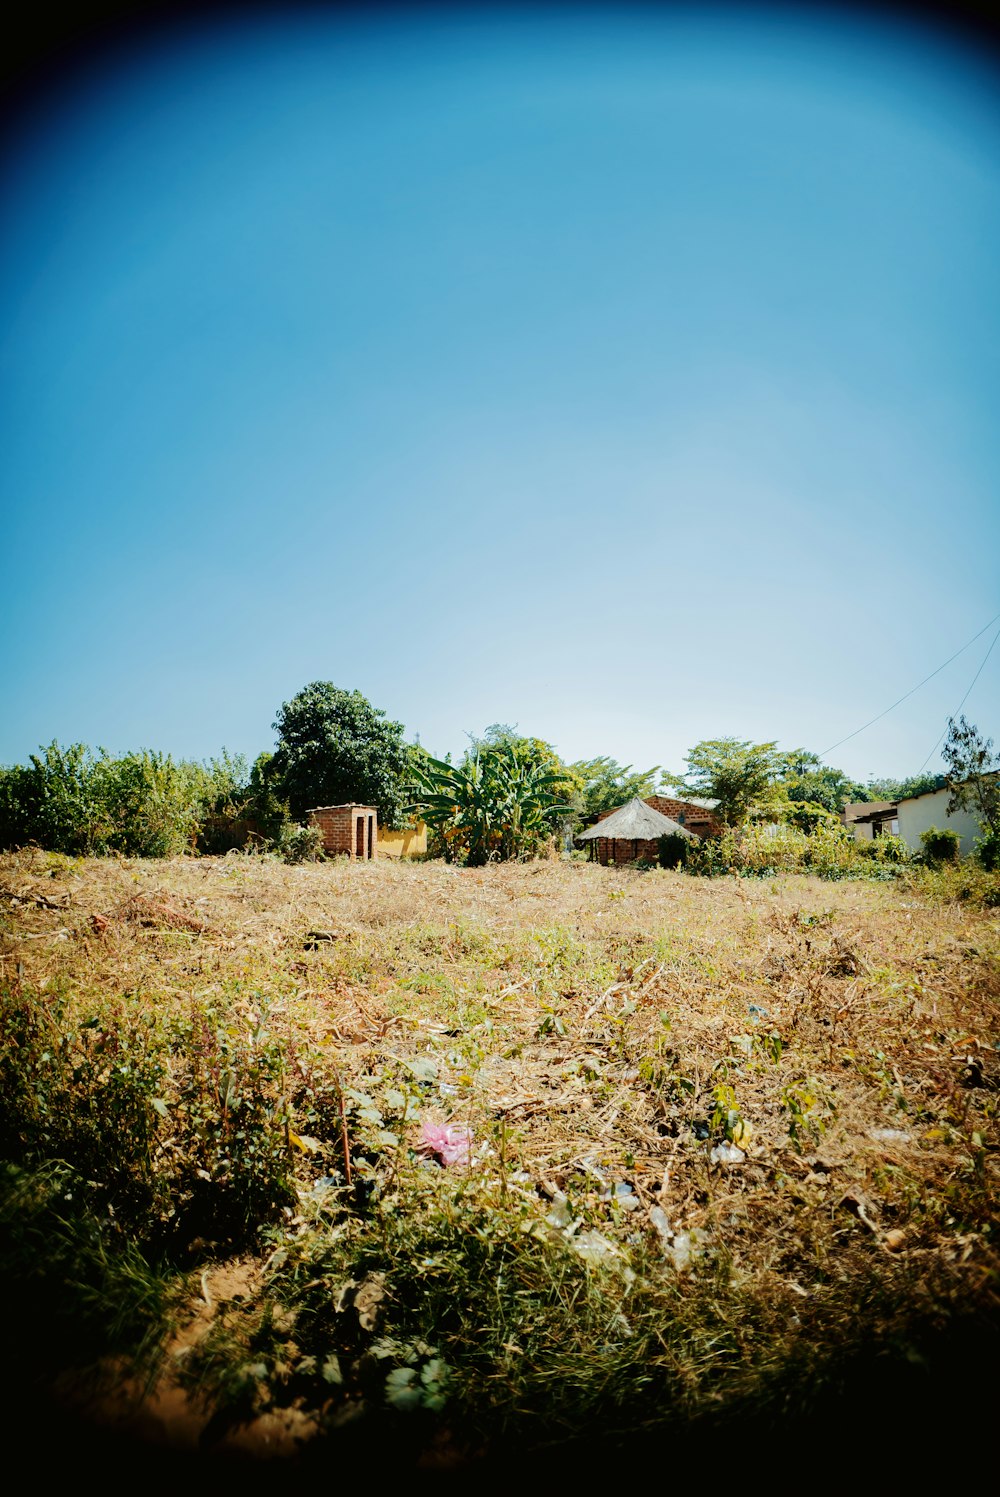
[0,742,302,859]
[162,999,296,1246]
[277,822,325,864]
[0,982,297,1253]
[89,750,204,856]
[684,821,906,881]
[920,826,960,865]
[904,861,1000,909]
[0,985,166,1229]
[1,742,223,857]
[0,743,99,853]
[658,832,689,869]
[785,800,841,834]
[975,830,1000,872]
[856,833,911,864]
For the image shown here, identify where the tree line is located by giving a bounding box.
[1,681,996,865]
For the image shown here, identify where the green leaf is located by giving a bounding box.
[385,1367,422,1411]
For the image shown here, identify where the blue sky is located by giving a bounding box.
[2,4,998,784]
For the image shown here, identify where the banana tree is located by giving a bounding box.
[409,743,570,865]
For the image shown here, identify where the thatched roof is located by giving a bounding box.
[578,797,695,842]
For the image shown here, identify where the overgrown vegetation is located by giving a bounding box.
[4,703,995,877]
[410,728,570,864]
[683,821,910,880]
[0,743,287,858]
[920,826,961,865]
[1,851,997,1467]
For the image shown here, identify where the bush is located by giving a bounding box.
[684,821,907,881]
[0,985,166,1230]
[975,830,1000,872]
[89,750,204,856]
[0,743,210,857]
[856,833,911,864]
[0,744,99,854]
[904,861,1000,909]
[920,826,960,865]
[658,832,689,869]
[785,800,841,835]
[0,742,300,859]
[162,1000,297,1247]
[0,1161,169,1376]
[277,822,325,864]
[0,981,297,1253]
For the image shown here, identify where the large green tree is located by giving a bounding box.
[665,738,785,826]
[777,750,868,815]
[269,683,409,826]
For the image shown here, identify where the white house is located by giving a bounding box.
[895,786,984,857]
[843,801,898,841]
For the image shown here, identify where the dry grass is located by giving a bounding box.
[2,847,998,1467]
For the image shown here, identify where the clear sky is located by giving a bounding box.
[2,3,998,784]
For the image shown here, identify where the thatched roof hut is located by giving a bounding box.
[578,797,695,865]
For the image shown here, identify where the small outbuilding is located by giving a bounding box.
[307,803,378,860]
[842,801,898,841]
[578,797,696,866]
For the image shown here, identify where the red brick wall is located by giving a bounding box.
[307,804,378,859]
[644,796,723,837]
[595,836,661,866]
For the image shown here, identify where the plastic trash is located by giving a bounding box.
[418,1121,472,1166]
[573,1230,618,1265]
[545,1195,574,1230]
[664,1227,711,1270]
[710,1141,746,1165]
[648,1205,671,1242]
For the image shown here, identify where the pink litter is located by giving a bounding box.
[419,1121,472,1167]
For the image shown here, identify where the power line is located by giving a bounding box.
[819,610,1000,758]
[917,621,1000,772]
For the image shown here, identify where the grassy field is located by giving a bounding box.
[1,847,998,1478]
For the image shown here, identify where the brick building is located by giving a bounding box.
[579,797,696,866]
[598,795,724,840]
[307,803,378,859]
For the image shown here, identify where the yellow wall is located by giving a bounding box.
[377,821,429,858]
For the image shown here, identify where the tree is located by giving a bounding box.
[410,736,570,864]
[865,771,945,803]
[664,738,784,826]
[568,756,660,819]
[777,750,868,815]
[941,716,1000,835]
[269,683,409,827]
